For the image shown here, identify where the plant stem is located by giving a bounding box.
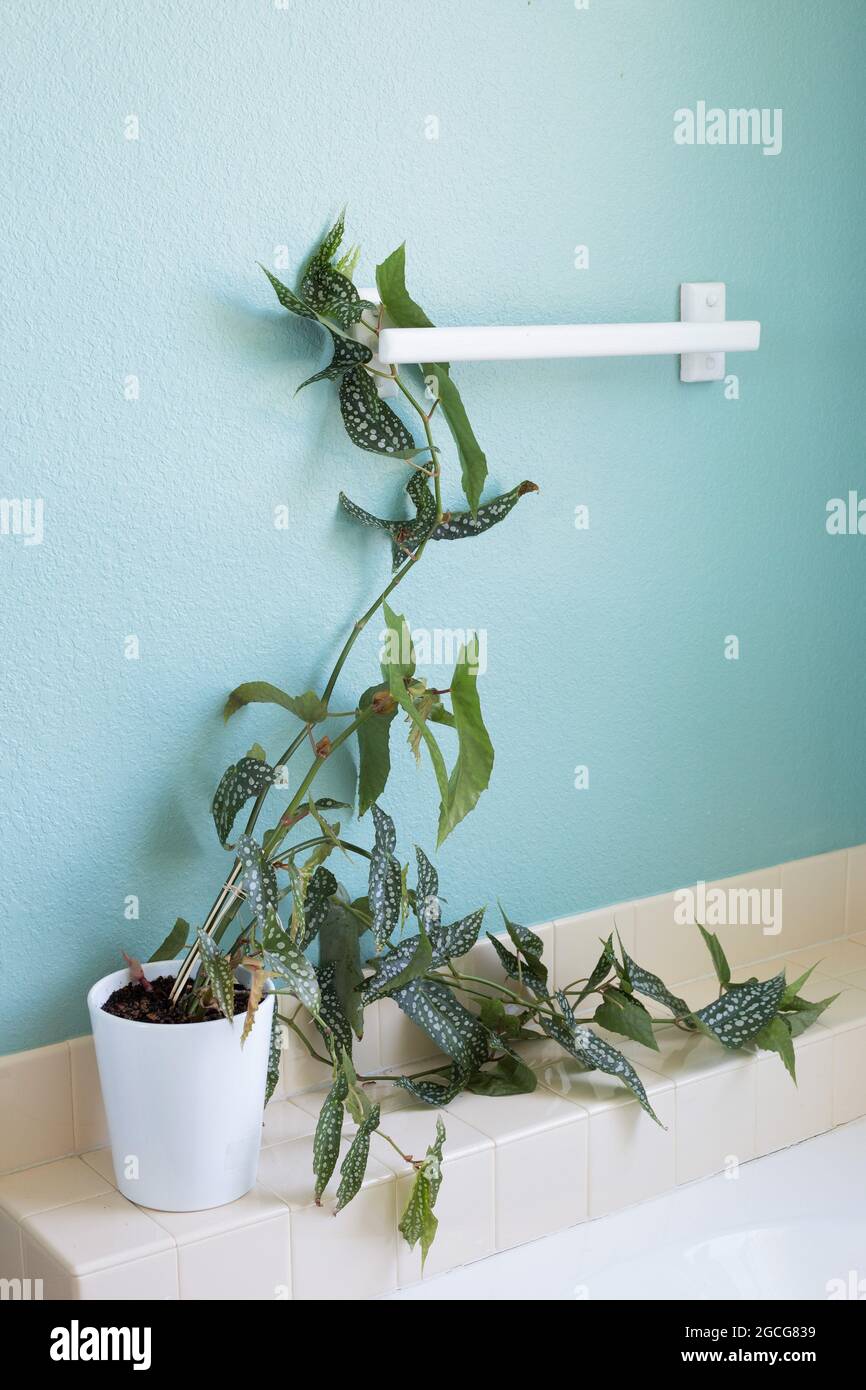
[277,1012,331,1066]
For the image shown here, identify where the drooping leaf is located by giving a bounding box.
[594,987,659,1051]
[149,917,189,963]
[362,907,485,1004]
[339,471,436,571]
[318,898,364,1037]
[223,682,328,726]
[356,684,396,816]
[698,924,732,988]
[212,758,276,847]
[314,962,354,1056]
[398,1116,446,1268]
[261,908,321,1015]
[376,243,487,512]
[335,1103,381,1212]
[414,846,441,931]
[754,1015,797,1081]
[396,1064,469,1106]
[195,929,236,1020]
[339,366,415,458]
[693,972,786,1049]
[296,329,372,393]
[235,834,280,936]
[618,947,691,1019]
[432,481,539,541]
[261,265,317,322]
[240,962,266,1046]
[339,1049,373,1126]
[313,1069,348,1201]
[540,1010,661,1123]
[380,604,452,824]
[295,865,338,951]
[466,1055,538,1097]
[265,1008,283,1106]
[392,979,491,1072]
[368,803,402,950]
[437,636,494,846]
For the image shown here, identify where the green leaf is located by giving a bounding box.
[784,992,839,1036]
[340,471,436,572]
[754,1015,797,1080]
[262,909,321,1015]
[212,757,275,848]
[300,211,371,329]
[500,907,547,985]
[235,834,279,936]
[339,366,416,458]
[393,979,491,1072]
[780,964,818,1008]
[314,962,354,1057]
[698,925,732,988]
[376,244,487,512]
[380,603,452,826]
[149,917,189,963]
[540,1010,661,1123]
[265,1008,282,1106]
[478,996,524,1039]
[362,907,485,1004]
[572,935,616,1004]
[694,971,786,1049]
[414,846,441,930]
[313,1069,348,1201]
[295,329,371,393]
[618,947,691,1018]
[433,480,539,540]
[398,1116,446,1269]
[466,1055,538,1097]
[396,1065,469,1105]
[195,929,236,1020]
[261,265,317,321]
[318,899,365,1038]
[487,933,549,999]
[223,682,328,726]
[336,1103,381,1212]
[594,987,659,1050]
[356,684,396,817]
[437,637,494,845]
[368,803,402,951]
[296,865,338,951]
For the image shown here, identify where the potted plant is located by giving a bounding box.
[92,214,836,1254]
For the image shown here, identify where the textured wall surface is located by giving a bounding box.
[2,0,865,1052]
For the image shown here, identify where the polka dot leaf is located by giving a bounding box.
[212,756,276,848]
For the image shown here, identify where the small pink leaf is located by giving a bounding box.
[122,951,153,991]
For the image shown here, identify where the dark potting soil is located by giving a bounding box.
[102,974,250,1024]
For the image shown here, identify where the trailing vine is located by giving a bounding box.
[150,214,836,1263]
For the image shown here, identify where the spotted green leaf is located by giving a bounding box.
[486,932,548,999]
[262,908,321,1015]
[223,682,328,726]
[314,962,354,1057]
[368,803,402,951]
[313,1069,348,1201]
[339,472,436,570]
[393,979,490,1072]
[414,845,441,931]
[694,972,786,1049]
[432,480,539,540]
[335,1103,380,1212]
[235,834,279,936]
[339,367,415,458]
[376,243,487,512]
[212,758,276,848]
[541,1010,661,1123]
[265,1008,283,1106]
[396,1064,469,1106]
[149,917,189,963]
[362,907,485,1004]
[618,947,691,1019]
[318,897,364,1038]
[398,1116,446,1268]
[296,330,372,393]
[195,929,236,1020]
[356,684,396,817]
[300,211,372,328]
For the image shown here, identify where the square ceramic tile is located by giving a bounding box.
[20,1229,76,1299]
[143,1184,288,1246]
[831,1022,866,1126]
[21,1189,174,1277]
[363,1107,495,1284]
[0,1156,110,1223]
[846,844,866,934]
[258,1134,397,1299]
[675,1061,757,1184]
[702,865,784,969]
[75,1251,179,1300]
[175,1212,290,1300]
[754,1028,834,1156]
[445,1085,588,1249]
[779,851,848,953]
[0,1209,22,1283]
[261,1098,318,1147]
[553,905,635,993]
[68,1035,108,1153]
[784,939,866,981]
[632,891,712,986]
[534,1056,675,1218]
[0,1043,74,1173]
[81,1148,116,1186]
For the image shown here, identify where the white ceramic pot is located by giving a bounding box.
[87,959,275,1212]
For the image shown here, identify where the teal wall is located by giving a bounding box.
[2,0,865,1052]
